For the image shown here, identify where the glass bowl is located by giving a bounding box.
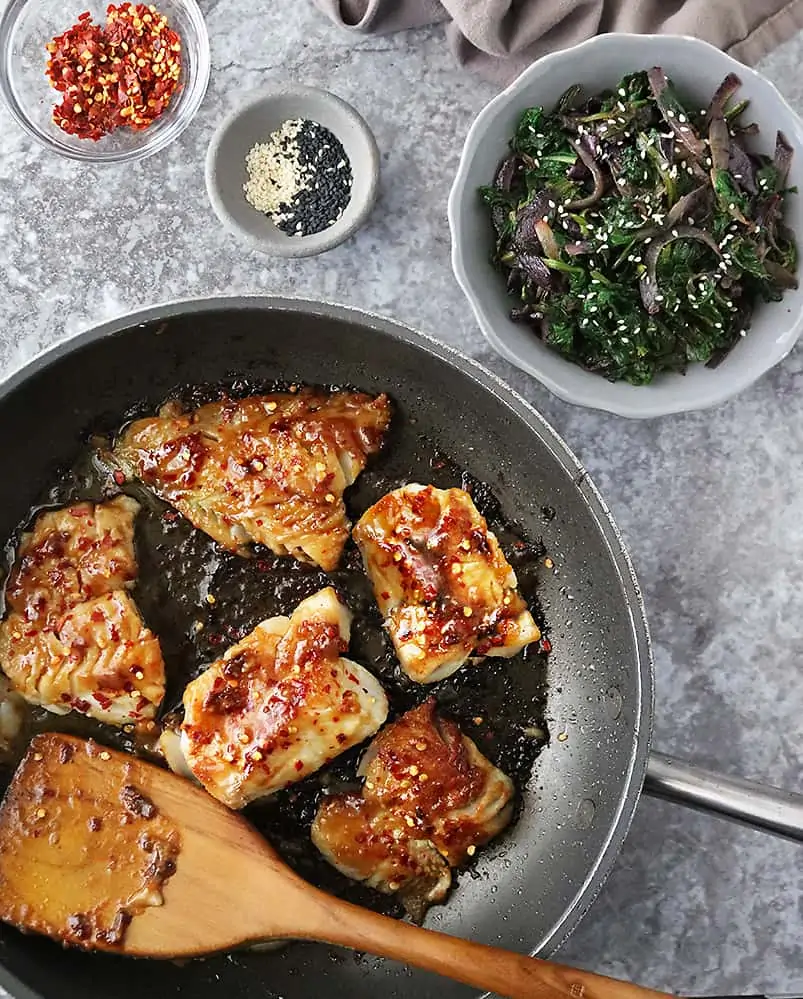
[0,0,210,163]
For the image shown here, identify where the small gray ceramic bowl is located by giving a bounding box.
[206,85,379,257]
[449,34,803,418]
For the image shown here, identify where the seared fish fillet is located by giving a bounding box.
[0,498,165,726]
[312,698,514,918]
[353,484,540,683]
[0,674,24,755]
[162,587,388,809]
[114,390,391,572]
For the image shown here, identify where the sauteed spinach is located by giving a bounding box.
[481,69,799,385]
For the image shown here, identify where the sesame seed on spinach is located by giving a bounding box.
[480,68,799,385]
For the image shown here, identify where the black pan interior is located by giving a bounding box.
[0,301,651,999]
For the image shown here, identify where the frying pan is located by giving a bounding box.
[0,297,800,999]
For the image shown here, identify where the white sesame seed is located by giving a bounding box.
[243,119,307,215]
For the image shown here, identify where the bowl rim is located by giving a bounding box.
[448,32,803,419]
[0,0,211,164]
[204,84,381,258]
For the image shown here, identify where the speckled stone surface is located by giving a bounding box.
[0,3,802,996]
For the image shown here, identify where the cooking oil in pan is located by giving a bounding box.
[0,383,551,920]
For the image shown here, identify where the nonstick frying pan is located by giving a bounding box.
[0,297,800,999]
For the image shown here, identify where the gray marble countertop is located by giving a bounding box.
[1,3,802,996]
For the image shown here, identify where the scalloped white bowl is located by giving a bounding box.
[448,34,803,418]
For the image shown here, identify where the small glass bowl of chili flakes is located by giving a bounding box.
[0,0,209,162]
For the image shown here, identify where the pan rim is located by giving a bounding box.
[0,295,654,998]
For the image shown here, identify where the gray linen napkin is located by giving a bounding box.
[313,0,803,84]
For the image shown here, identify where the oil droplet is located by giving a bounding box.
[576,798,596,829]
[603,685,623,720]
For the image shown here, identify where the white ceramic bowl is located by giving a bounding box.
[449,34,803,418]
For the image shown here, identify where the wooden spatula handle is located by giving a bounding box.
[292,887,672,999]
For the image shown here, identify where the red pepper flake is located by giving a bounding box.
[540,637,552,654]
[113,469,126,486]
[45,3,182,141]
[294,760,304,772]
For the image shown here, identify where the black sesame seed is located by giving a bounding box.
[272,119,353,237]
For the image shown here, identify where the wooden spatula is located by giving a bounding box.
[0,733,669,999]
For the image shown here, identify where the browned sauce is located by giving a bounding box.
[0,381,549,922]
[0,733,179,949]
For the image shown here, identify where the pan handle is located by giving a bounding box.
[644,752,803,843]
